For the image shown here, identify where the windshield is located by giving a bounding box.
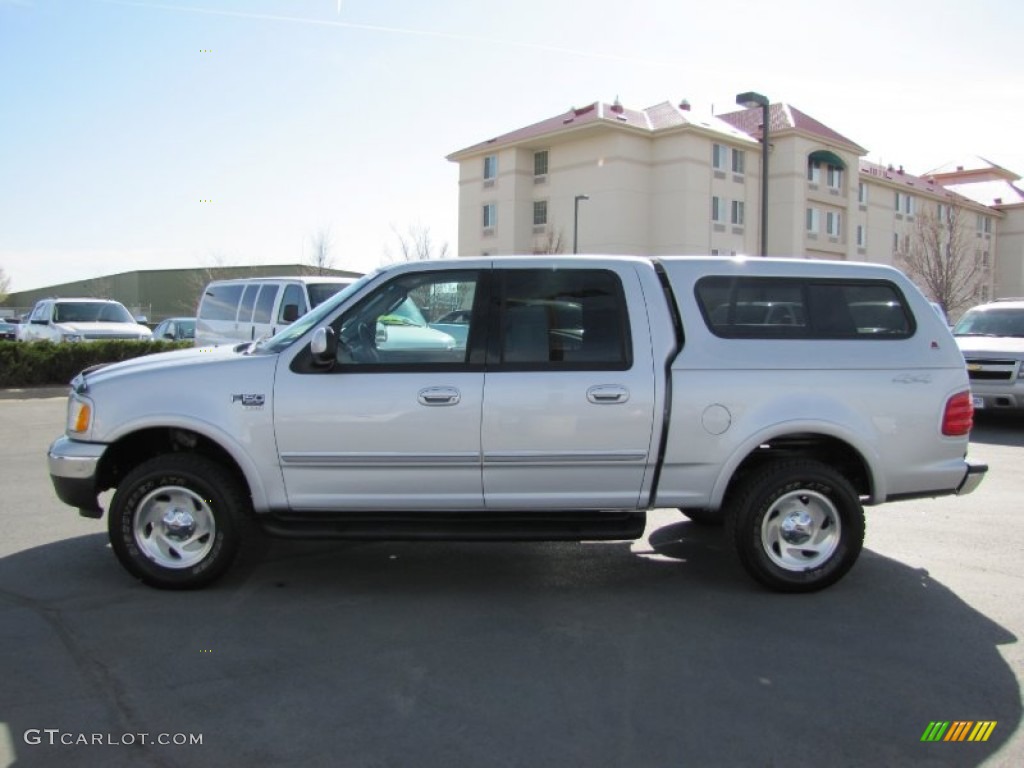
[260,271,381,353]
[54,301,135,324]
[953,307,1024,337]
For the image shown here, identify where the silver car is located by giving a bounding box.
[954,299,1024,411]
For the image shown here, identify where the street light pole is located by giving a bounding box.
[573,194,589,254]
[736,91,770,257]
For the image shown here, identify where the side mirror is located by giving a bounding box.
[282,304,300,323]
[310,326,337,367]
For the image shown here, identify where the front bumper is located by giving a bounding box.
[48,436,107,518]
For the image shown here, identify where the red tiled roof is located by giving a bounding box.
[717,104,865,153]
[447,99,754,159]
[944,180,1024,208]
[925,156,1020,182]
[859,160,980,206]
[448,102,613,158]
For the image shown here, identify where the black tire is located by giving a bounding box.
[727,460,865,593]
[108,454,253,590]
[680,508,724,526]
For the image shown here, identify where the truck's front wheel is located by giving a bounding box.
[728,460,865,592]
[108,454,251,589]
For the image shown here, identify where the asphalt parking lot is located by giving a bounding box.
[1,395,1022,767]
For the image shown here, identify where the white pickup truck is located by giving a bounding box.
[47,256,986,592]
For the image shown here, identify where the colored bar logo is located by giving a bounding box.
[921,721,997,742]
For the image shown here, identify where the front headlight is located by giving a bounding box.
[61,333,84,343]
[67,396,93,435]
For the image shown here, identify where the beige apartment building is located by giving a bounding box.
[447,98,1024,303]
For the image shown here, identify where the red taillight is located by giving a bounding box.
[942,391,974,436]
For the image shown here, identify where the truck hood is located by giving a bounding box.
[58,321,152,338]
[955,336,1024,357]
[76,344,249,390]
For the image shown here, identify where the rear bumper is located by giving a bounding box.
[957,459,988,496]
[48,436,106,518]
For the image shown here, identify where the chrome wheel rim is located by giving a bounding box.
[761,489,841,571]
[133,485,215,569]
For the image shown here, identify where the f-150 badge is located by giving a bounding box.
[231,394,265,407]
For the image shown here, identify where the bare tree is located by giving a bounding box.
[307,226,335,275]
[533,228,565,254]
[895,203,984,317]
[179,253,237,315]
[385,224,450,263]
[0,266,10,304]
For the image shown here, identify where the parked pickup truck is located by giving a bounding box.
[48,256,987,592]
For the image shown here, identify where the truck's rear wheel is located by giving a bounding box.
[727,460,865,592]
[108,454,252,589]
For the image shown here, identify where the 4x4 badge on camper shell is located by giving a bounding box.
[231,394,265,407]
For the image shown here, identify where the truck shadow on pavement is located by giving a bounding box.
[0,527,1019,768]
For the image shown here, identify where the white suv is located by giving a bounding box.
[954,299,1024,411]
[20,298,153,343]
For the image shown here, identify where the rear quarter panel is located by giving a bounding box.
[653,258,973,509]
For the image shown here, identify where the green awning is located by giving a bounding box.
[808,150,846,169]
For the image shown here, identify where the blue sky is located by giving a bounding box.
[2,0,1023,292]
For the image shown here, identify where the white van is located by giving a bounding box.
[195,276,356,346]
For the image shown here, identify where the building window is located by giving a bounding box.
[483,203,497,229]
[981,285,990,301]
[982,250,990,266]
[977,215,992,234]
[895,192,915,215]
[483,154,498,181]
[858,182,867,204]
[937,203,948,223]
[806,208,820,233]
[826,211,841,237]
[856,225,865,247]
[732,149,745,175]
[827,165,842,189]
[731,200,745,226]
[712,196,724,222]
[893,233,899,252]
[533,200,548,226]
[807,160,821,184]
[712,144,727,171]
[533,150,548,177]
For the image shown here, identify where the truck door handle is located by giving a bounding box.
[418,386,461,406]
[587,385,629,404]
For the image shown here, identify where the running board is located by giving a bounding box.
[258,510,647,542]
